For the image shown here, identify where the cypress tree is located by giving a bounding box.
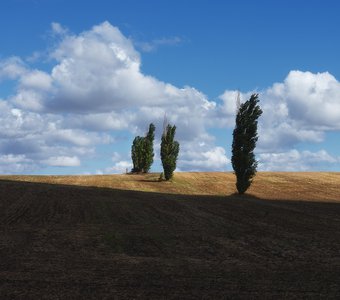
[131,136,144,173]
[161,124,179,180]
[142,123,155,173]
[232,93,262,194]
[131,123,155,173]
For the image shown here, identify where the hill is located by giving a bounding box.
[0,172,339,299]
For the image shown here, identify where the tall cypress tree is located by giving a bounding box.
[232,93,262,194]
[131,136,144,173]
[131,123,155,173]
[142,123,155,173]
[160,124,179,180]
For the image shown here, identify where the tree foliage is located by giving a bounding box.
[232,93,262,194]
[131,136,143,172]
[142,123,155,173]
[131,123,155,173]
[160,124,179,180]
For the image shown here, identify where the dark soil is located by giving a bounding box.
[0,178,339,299]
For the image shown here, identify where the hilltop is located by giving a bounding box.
[2,171,339,200]
[0,172,339,298]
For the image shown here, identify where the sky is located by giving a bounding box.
[0,0,340,174]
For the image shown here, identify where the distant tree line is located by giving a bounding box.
[129,93,262,193]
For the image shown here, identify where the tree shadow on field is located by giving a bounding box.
[0,178,339,299]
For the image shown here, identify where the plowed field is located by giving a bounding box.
[0,172,339,299]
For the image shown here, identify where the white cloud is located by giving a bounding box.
[98,160,132,174]
[20,70,52,91]
[0,154,35,173]
[217,90,252,127]
[258,149,339,171]
[112,160,132,173]
[11,89,46,111]
[0,57,27,80]
[51,22,68,36]
[43,127,103,147]
[11,22,215,141]
[0,22,221,174]
[65,111,132,131]
[44,156,81,167]
[1,22,206,174]
[258,71,340,152]
[283,71,340,129]
[219,70,340,152]
[1,21,340,174]
[0,99,106,174]
[111,152,121,162]
[179,145,229,171]
[0,154,30,164]
[136,36,182,52]
[0,101,45,139]
[264,71,340,129]
[217,70,340,171]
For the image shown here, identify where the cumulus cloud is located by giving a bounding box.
[1,21,340,174]
[218,70,340,151]
[9,22,215,143]
[0,57,27,80]
[257,71,340,151]
[0,21,221,174]
[0,99,105,173]
[65,112,132,131]
[179,144,229,172]
[282,71,340,128]
[216,70,340,171]
[136,36,182,52]
[97,160,132,174]
[51,22,68,36]
[0,154,34,173]
[44,156,81,167]
[111,160,132,173]
[217,90,252,127]
[20,70,52,91]
[258,149,339,171]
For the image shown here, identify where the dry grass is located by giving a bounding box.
[1,172,339,201]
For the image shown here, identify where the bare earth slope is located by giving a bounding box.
[0,172,339,299]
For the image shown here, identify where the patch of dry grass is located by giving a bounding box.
[1,172,339,202]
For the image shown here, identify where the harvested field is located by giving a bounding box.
[0,172,339,299]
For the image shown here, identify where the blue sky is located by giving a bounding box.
[0,0,340,174]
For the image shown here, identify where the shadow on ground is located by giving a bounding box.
[0,179,339,299]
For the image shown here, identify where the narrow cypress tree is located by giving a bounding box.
[232,93,262,194]
[160,124,179,180]
[131,136,144,173]
[131,123,155,173]
[142,123,155,173]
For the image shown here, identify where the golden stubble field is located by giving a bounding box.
[1,172,339,201]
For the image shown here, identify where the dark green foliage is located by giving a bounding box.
[131,136,144,173]
[131,123,155,173]
[232,93,262,194]
[143,123,156,173]
[161,124,179,180]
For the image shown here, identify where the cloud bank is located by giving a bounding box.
[218,70,340,171]
[0,21,339,173]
